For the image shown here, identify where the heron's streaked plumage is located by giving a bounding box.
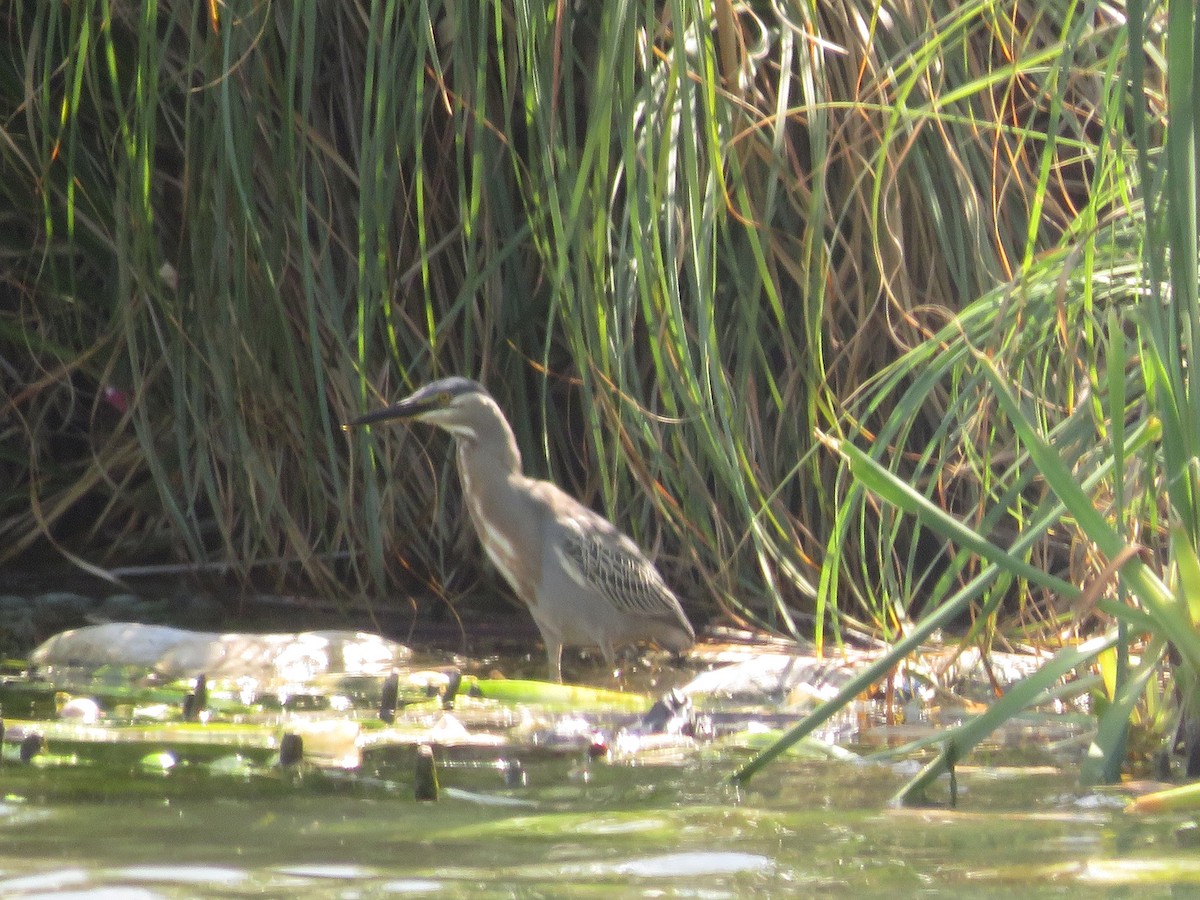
[345,377,695,681]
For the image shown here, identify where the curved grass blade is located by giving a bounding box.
[890,631,1119,805]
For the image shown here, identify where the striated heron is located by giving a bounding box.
[344,377,695,681]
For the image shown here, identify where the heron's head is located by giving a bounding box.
[343,377,500,441]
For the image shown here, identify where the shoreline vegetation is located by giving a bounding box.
[3,1,1198,780]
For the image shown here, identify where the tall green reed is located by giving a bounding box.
[737,0,1200,791]
[0,1,1148,646]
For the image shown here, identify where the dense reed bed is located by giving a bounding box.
[0,0,1180,679]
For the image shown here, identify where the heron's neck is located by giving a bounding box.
[454,414,523,478]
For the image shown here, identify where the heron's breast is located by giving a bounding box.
[457,457,541,606]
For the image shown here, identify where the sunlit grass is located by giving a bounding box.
[0,0,1174,677]
[739,0,1200,788]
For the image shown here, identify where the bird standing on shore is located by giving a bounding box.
[344,377,695,681]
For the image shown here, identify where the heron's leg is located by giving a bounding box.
[600,643,618,678]
[545,639,563,683]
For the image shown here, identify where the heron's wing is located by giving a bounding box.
[558,514,688,624]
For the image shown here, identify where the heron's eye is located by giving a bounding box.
[437,391,452,405]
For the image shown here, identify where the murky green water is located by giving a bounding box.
[0,741,1193,898]
[0,602,1195,897]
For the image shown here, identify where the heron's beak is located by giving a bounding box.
[341,396,435,431]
